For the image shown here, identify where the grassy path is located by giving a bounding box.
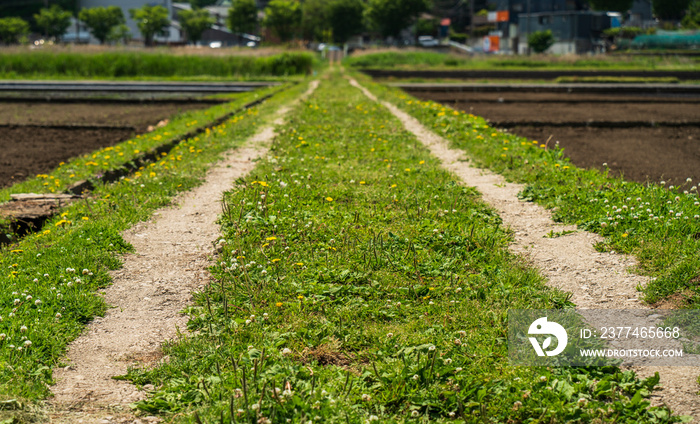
[48,81,320,423]
[121,72,679,423]
[348,76,699,420]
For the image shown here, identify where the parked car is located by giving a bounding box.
[418,35,439,47]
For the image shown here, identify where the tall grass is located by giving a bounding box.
[0,51,316,78]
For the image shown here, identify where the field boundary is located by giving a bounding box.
[361,69,700,81]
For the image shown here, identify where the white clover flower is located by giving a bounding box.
[540,376,547,382]
[361,394,371,401]
[454,338,462,345]
[250,403,259,411]
[412,374,419,380]
[444,358,453,364]
[281,348,291,355]
[369,415,379,421]
[13,299,20,306]
[428,345,436,351]
[386,333,393,338]
[245,319,251,325]
[513,401,522,410]
[411,411,419,417]
[55,313,62,319]
[20,325,27,333]
[0,334,5,340]
[24,340,31,347]
[458,330,466,337]
[578,398,587,406]
[82,269,89,275]
[34,299,41,306]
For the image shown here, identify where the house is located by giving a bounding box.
[489,0,653,53]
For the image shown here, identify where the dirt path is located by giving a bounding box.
[48,80,319,424]
[349,78,700,421]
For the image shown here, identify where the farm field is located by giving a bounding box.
[0,63,698,423]
[403,89,700,185]
[0,101,214,187]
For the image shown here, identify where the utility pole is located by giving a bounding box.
[469,0,474,39]
[525,0,531,55]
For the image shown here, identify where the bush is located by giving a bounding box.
[0,51,315,78]
[527,29,555,53]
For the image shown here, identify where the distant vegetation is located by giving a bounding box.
[0,50,316,78]
[343,50,700,70]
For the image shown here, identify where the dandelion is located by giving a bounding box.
[325,197,333,202]
[276,302,283,307]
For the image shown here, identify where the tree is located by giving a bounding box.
[653,0,691,21]
[328,0,365,44]
[528,29,555,53]
[682,0,700,28]
[301,0,331,41]
[587,0,634,13]
[263,0,302,42]
[187,0,218,8]
[364,0,431,39]
[179,8,214,44]
[130,5,171,46]
[79,6,125,44]
[0,17,29,45]
[108,24,132,45]
[228,0,259,34]
[34,5,72,41]
[0,0,75,33]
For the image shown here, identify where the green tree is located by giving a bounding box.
[329,0,365,44]
[107,23,132,45]
[79,6,125,44]
[179,8,214,44]
[652,0,691,20]
[528,29,555,53]
[0,0,75,33]
[364,0,431,39]
[228,0,259,34]
[587,0,634,13]
[130,5,171,46]
[187,0,218,8]
[263,0,302,42]
[0,17,29,45]
[682,0,700,28]
[34,5,72,41]
[301,0,331,41]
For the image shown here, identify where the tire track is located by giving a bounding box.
[49,80,319,424]
[349,77,700,421]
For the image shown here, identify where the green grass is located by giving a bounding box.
[0,51,317,79]
[343,51,700,71]
[0,80,310,412]
[366,75,700,307]
[121,72,681,423]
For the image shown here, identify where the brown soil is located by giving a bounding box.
[410,91,700,186]
[0,127,135,187]
[0,102,209,188]
[0,102,206,128]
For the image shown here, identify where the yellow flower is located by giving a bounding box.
[622,233,629,238]
[295,262,304,266]
[82,217,89,221]
[419,160,425,165]
[404,168,411,172]
[326,197,333,202]
[297,295,304,300]
[10,250,22,253]
[391,184,397,188]
[266,236,277,241]
[272,258,281,263]
[276,302,283,307]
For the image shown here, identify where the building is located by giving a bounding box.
[490,0,652,53]
[77,0,181,44]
